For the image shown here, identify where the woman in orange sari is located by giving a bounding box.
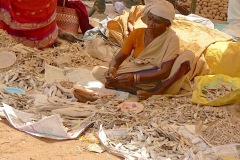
[0,0,58,49]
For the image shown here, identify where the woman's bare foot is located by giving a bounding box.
[137,90,153,100]
[73,88,98,103]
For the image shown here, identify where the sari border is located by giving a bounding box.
[11,26,59,49]
[0,8,56,30]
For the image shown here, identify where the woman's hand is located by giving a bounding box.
[104,50,129,81]
[105,67,117,80]
[115,73,134,85]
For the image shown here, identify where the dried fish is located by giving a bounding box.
[202,80,237,101]
[201,117,240,146]
[0,90,34,110]
[0,28,236,159]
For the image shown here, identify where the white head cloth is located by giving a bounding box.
[141,0,175,24]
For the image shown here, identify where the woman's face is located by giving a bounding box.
[146,12,170,31]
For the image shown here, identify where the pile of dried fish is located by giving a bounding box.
[1,31,101,83]
[10,43,101,69]
[0,29,18,47]
[0,31,102,107]
[142,95,231,125]
[100,123,191,159]
[0,68,45,91]
[85,94,232,159]
[202,117,240,146]
[43,81,75,100]
[202,80,237,101]
[0,89,34,110]
[89,111,189,159]
[33,43,101,68]
[0,28,237,160]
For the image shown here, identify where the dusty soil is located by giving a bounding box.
[0,118,121,160]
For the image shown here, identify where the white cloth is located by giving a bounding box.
[141,0,175,24]
[227,0,240,23]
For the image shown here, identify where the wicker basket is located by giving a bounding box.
[56,0,79,36]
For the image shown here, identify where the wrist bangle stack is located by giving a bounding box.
[133,74,140,83]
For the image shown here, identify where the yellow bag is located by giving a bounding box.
[191,74,240,106]
[204,41,240,77]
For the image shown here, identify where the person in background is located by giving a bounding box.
[73,0,194,102]
[0,0,93,49]
[227,0,240,23]
[0,0,58,49]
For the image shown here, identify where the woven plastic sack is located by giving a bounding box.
[191,74,240,106]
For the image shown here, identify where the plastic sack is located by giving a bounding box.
[191,74,240,106]
[222,20,240,38]
[85,36,119,62]
[204,41,240,78]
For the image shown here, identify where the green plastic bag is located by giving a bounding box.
[191,74,240,106]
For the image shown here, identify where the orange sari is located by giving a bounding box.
[0,0,58,49]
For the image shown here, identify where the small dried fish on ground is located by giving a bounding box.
[84,94,234,159]
[202,80,238,101]
[42,81,76,100]
[51,107,95,119]
[1,38,101,76]
[59,80,74,89]
[37,43,101,68]
[142,95,231,125]
[0,89,34,110]
[0,29,18,47]
[84,100,190,159]
[0,68,45,91]
[201,117,240,146]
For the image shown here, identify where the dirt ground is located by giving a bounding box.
[0,118,121,160]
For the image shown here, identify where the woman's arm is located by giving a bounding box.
[109,50,129,70]
[105,50,129,80]
[135,60,175,83]
[115,59,175,85]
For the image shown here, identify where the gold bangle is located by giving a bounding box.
[134,74,141,83]
[137,74,140,83]
[133,74,137,83]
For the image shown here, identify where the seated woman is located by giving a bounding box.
[0,0,58,49]
[74,0,194,101]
